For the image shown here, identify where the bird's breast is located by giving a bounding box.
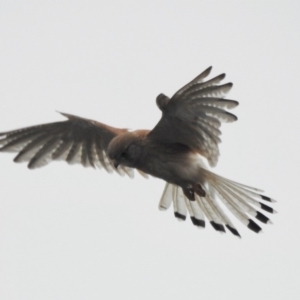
[136,142,207,185]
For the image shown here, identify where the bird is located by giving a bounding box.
[0,66,276,237]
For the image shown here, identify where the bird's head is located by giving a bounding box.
[107,131,144,168]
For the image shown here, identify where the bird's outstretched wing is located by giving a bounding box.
[0,112,134,177]
[149,67,238,167]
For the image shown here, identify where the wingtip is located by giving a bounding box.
[219,73,226,80]
[56,111,79,120]
[205,66,213,75]
[56,111,68,118]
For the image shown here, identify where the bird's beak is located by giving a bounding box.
[113,160,119,169]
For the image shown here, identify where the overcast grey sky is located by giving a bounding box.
[0,1,299,299]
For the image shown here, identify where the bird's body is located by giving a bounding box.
[0,67,276,237]
[108,129,207,193]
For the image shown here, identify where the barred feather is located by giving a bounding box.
[158,169,274,237]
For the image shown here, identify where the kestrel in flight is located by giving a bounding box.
[0,67,276,237]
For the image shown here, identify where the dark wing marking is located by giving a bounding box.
[0,112,134,177]
[149,67,239,167]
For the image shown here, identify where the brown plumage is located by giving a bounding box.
[0,67,276,237]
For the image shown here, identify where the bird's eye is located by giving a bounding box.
[121,151,128,159]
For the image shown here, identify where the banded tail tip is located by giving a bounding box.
[260,203,275,214]
[190,217,205,228]
[260,195,277,203]
[255,211,270,224]
[210,221,226,233]
[225,225,241,238]
[247,219,262,233]
[174,212,186,221]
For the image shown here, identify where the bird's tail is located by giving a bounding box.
[158,169,276,237]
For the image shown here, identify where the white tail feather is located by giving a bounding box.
[158,169,274,237]
[209,180,250,226]
[159,183,173,211]
[174,187,188,219]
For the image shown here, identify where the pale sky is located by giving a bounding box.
[0,1,300,300]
